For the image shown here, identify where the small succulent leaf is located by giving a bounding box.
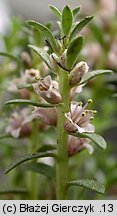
[67,36,84,69]
[28,45,52,69]
[0,188,27,195]
[70,132,107,149]
[23,162,55,178]
[49,5,61,20]
[68,179,105,194]
[0,52,20,62]
[27,20,58,52]
[61,5,73,36]
[4,151,56,174]
[5,99,55,108]
[70,16,93,41]
[89,22,105,46]
[79,70,113,85]
[73,7,81,19]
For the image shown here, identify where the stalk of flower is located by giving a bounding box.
[64,100,96,134]
[33,75,62,104]
[68,135,94,156]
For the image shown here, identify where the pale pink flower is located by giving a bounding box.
[5,108,32,138]
[68,135,94,156]
[82,43,101,67]
[99,0,116,18]
[64,100,96,133]
[33,75,62,104]
[31,107,57,126]
[22,68,40,84]
[7,68,40,93]
[108,34,117,68]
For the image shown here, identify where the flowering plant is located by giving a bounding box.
[1,5,114,199]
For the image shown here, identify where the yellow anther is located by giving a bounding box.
[93,110,97,114]
[82,112,86,116]
[88,99,93,103]
[35,77,40,81]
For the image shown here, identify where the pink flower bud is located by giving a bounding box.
[50,53,59,72]
[68,135,94,156]
[21,52,32,68]
[59,49,67,68]
[69,61,89,86]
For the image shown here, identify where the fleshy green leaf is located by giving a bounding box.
[38,144,56,152]
[0,52,20,62]
[70,16,93,41]
[79,70,113,85]
[89,22,105,46]
[61,5,73,36]
[68,179,105,194]
[73,7,81,19]
[70,132,107,149]
[28,45,52,69]
[23,162,55,178]
[27,20,58,52]
[0,188,27,195]
[5,99,55,108]
[49,5,61,20]
[4,151,56,174]
[67,36,84,69]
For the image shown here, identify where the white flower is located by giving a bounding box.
[64,100,96,133]
[33,75,62,104]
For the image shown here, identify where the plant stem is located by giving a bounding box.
[27,121,39,199]
[56,69,70,199]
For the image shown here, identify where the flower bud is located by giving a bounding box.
[59,49,67,68]
[21,52,32,68]
[31,107,57,126]
[68,135,94,156]
[69,61,89,86]
[50,53,59,72]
